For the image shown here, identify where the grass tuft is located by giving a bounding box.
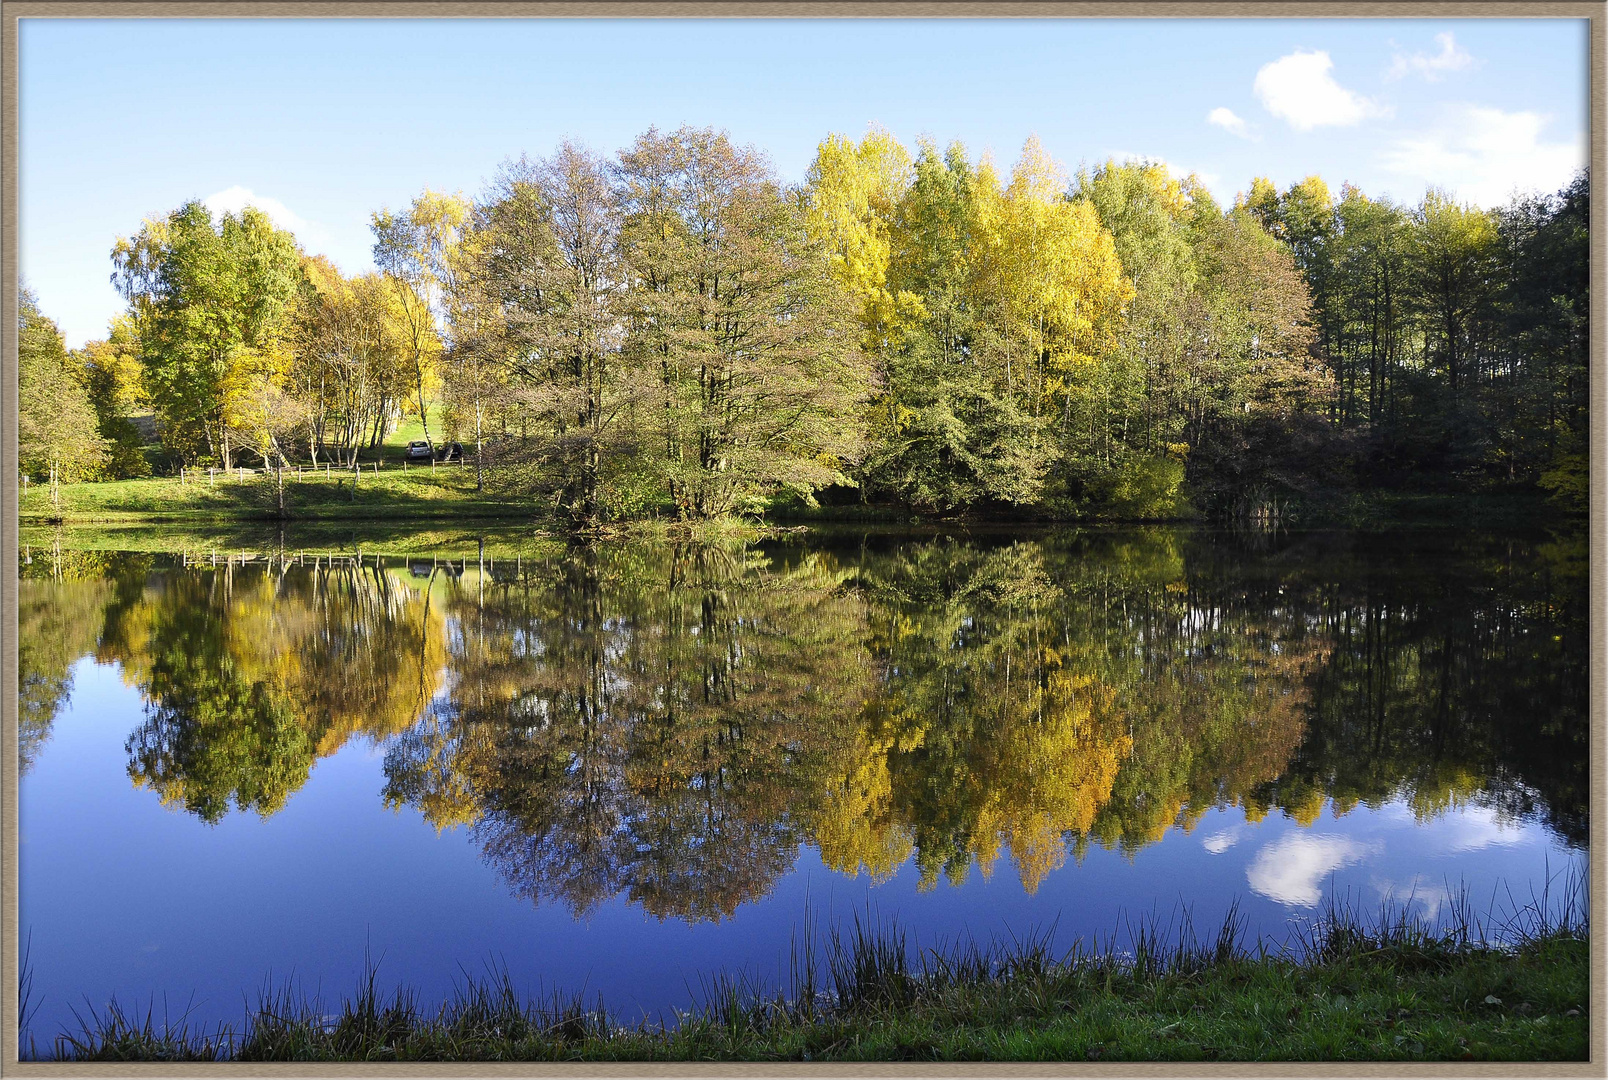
[26,871,1589,1063]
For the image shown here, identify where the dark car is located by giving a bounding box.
[436,441,464,461]
[405,440,434,461]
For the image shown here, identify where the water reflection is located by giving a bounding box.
[384,545,873,921]
[17,528,1587,917]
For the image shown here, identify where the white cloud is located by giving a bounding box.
[1207,107,1253,140]
[1245,833,1380,907]
[1435,805,1526,854]
[1254,49,1389,131]
[1100,149,1221,193]
[1381,104,1585,207]
[1201,828,1242,855]
[204,185,307,232]
[1387,33,1474,82]
[202,186,331,252]
[1371,873,1456,922]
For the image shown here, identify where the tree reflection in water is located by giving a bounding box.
[17,527,1588,920]
[383,543,874,921]
[94,552,447,821]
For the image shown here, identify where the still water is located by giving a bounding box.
[17,525,1588,1043]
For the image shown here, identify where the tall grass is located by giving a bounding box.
[25,867,1589,1062]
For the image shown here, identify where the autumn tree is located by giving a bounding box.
[459,144,627,519]
[290,256,414,466]
[112,201,304,468]
[371,190,468,445]
[973,141,1131,502]
[618,126,871,518]
[69,315,151,478]
[843,138,1129,512]
[803,128,925,463]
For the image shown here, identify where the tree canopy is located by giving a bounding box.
[16,128,1579,522]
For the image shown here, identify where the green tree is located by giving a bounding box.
[1496,173,1589,502]
[112,201,304,467]
[18,288,107,482]
[616,126,871,518]
[1070,160,1202,510]
[1074,164,1325,516]
[1409,189,1499,408]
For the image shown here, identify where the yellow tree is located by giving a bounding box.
[954,139,1133,503]
[976,138,1132,437]
[805,128,926,356]
[292,257,416,465]
[371,190,470,445]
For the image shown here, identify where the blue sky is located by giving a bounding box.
[20,17,1589,346]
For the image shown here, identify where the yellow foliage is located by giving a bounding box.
[972,669,1132,893]
[1287,787,1328,827]
[814,725,914,883]
[971,138,1134,401]
[806,127,926,354]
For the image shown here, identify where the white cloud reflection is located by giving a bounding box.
[1245,833,1380,907]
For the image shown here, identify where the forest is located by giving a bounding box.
[17,127,1591,522]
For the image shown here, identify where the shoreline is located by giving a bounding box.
[19,474,1578,532]
[25,901,1588,1064]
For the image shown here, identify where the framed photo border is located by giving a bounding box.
[1,2,1601,1076]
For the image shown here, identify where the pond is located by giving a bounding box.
[16,524,1589,1047]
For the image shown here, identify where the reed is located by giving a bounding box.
[26,868,1589,1063]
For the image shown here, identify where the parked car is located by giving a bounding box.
[405,440,434,461]
[436,441,464,461]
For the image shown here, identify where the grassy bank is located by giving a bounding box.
[21,468,1575,535]
[17,516,799,563]
[29,891,1589,1063]
[18,464,522,524]
[769,489,1575,530]
[21,522,527,557]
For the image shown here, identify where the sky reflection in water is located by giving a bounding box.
[17,527,1587,1041]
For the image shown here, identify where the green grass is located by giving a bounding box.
[382,403,448,454]
[19,521,562,561]
[17,517,807,562]
[26,884,1589,1063]
[19,463,527,523]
